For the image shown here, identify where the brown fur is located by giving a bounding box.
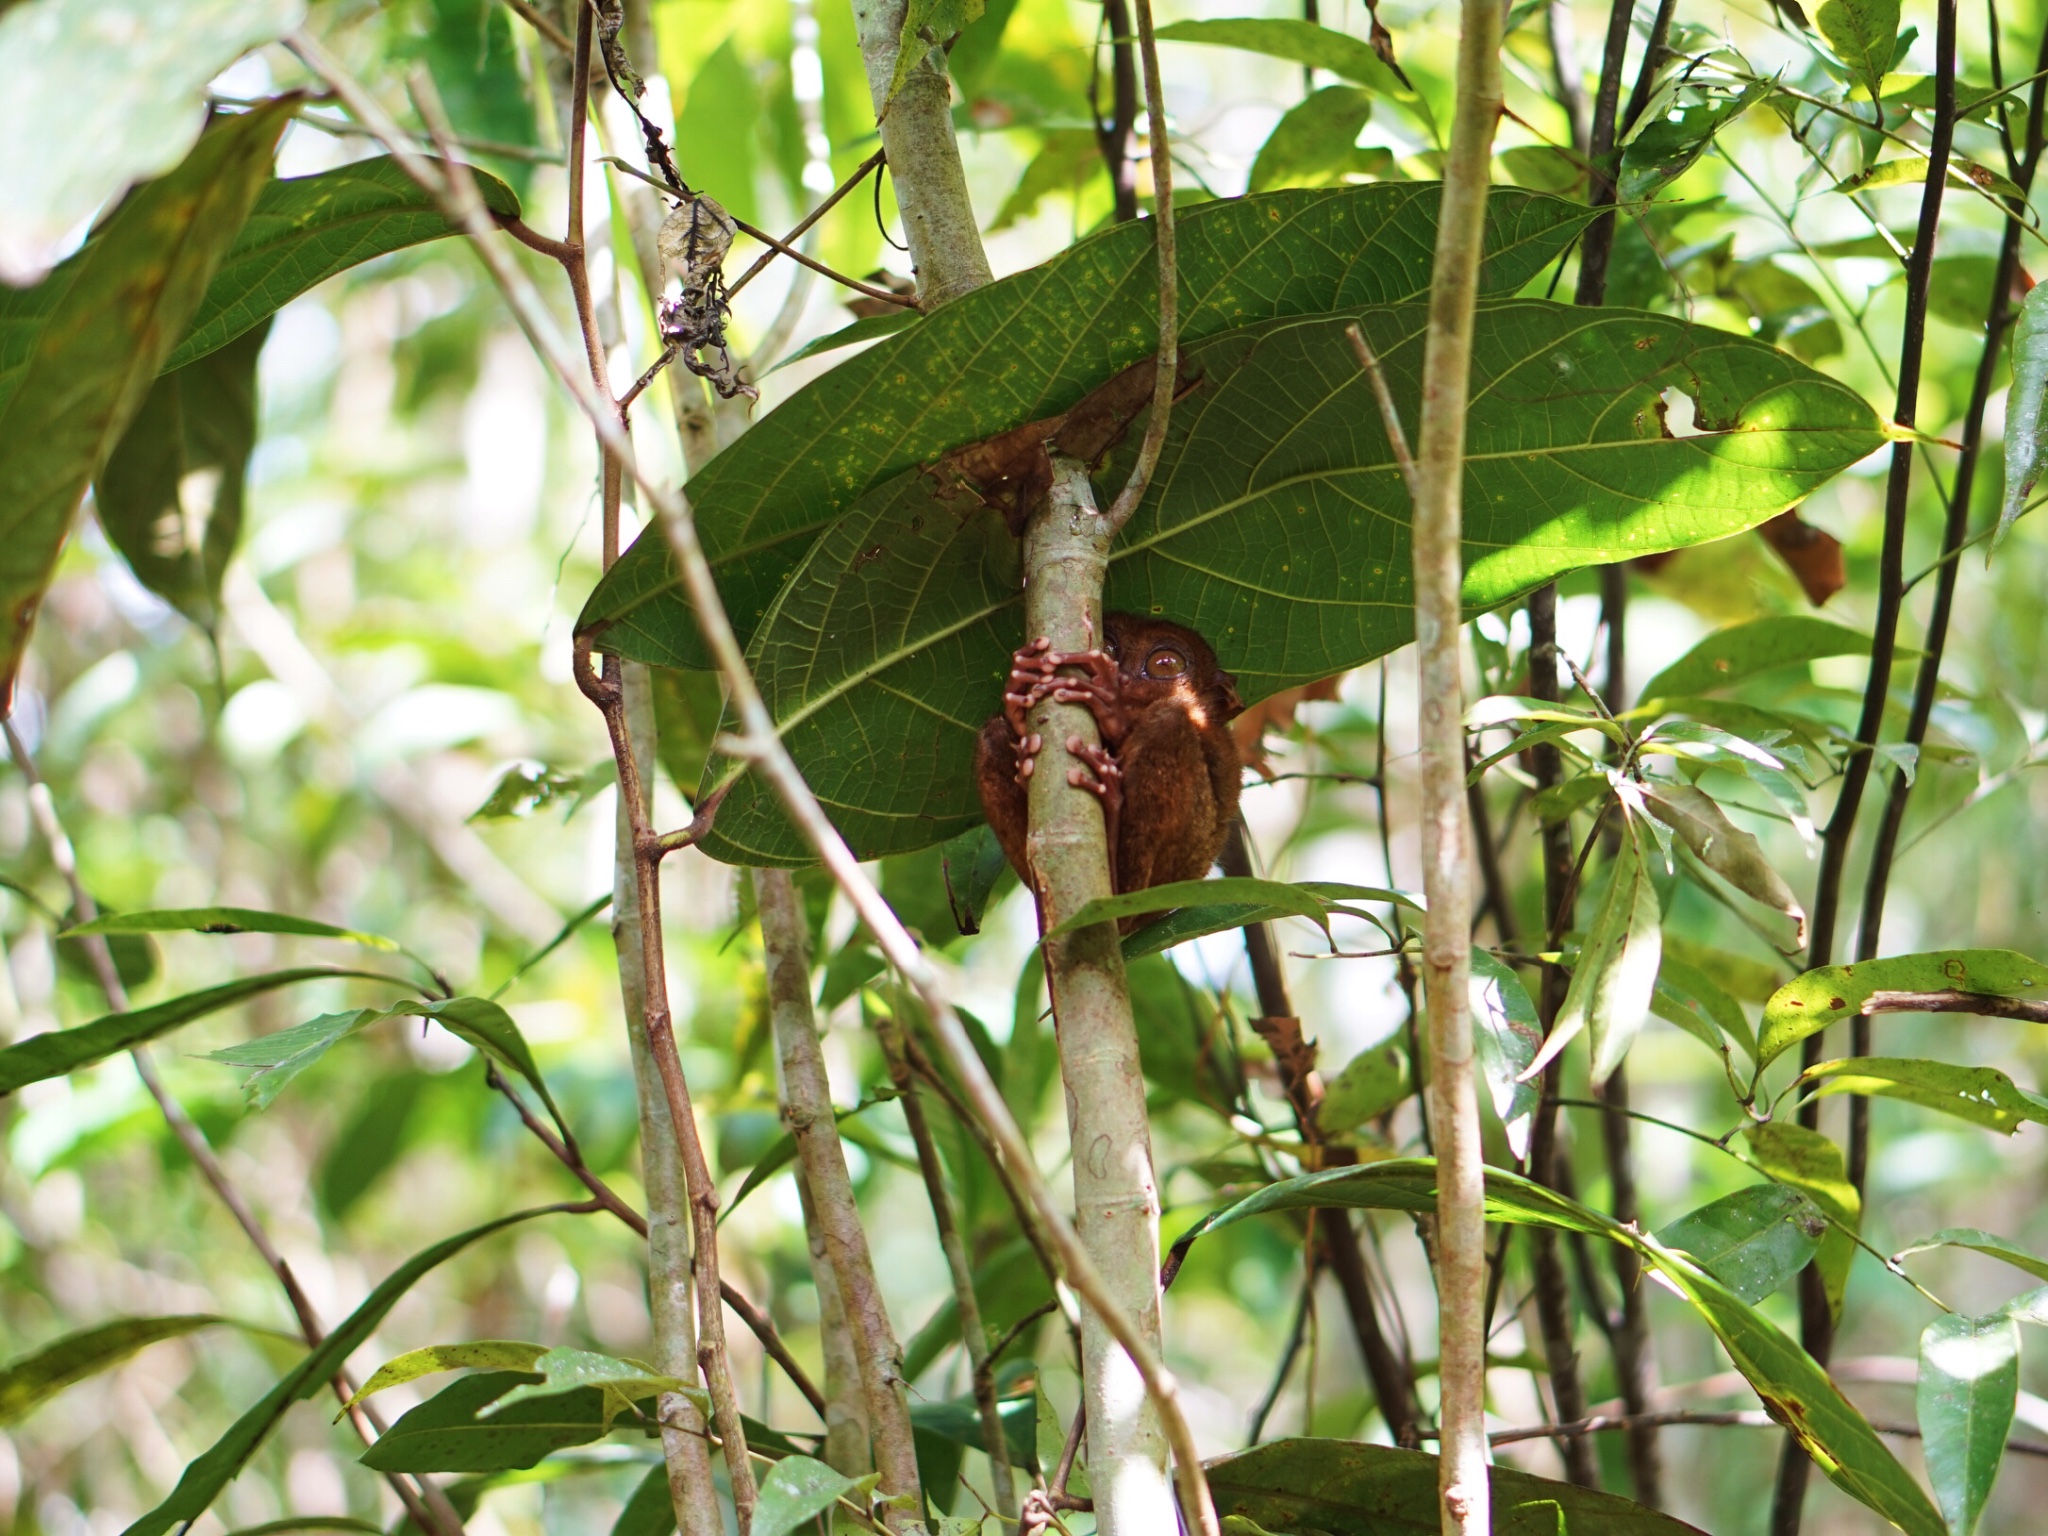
[974,612,1243,917]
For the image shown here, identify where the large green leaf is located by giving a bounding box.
[0,1315,239,1425]
[163,156,522,372]
[1918,1311,2019,1536]
[1637,615,1880,703]
[1895,1228,2048,1284]
[338,1341,547,1416]
[1154,19,1419,109]
[1757,949,2048,1069]
[0,967,404,1094]
[697,301,1884,865]
[0,99,291,700]
[752,1455,876,1536]
[64,905,400,950]
[1248,86,1379,193]
[576,184,1590,670]
[92,319,268,630]
[1205,1438,1709,1534]
[0,0,301,284]
[121,1206,578,1536]
[1170,1161,1944,1536]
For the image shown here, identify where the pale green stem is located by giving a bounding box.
[1021,457,1172,1532]
[1412,0,1502,1526]
[847,0,993,307]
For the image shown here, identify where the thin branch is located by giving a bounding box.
[724,150,886,301]
[483,1063,828,1418]
[1101,0,1177,533]
[500,0,571,51]
[757,871,925,1527]
[1422,1408,2048,1456]
[597,156,918,307]
[877,1011,1018,1519]
[1344,324,1420,499]
[289,27,1216,1532]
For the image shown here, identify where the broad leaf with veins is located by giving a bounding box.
[576,183,1593,669]
[695,301,1884,865]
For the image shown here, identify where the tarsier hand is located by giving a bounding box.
[973,612,1243,915]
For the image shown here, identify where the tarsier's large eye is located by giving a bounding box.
[1145,646,1188,679]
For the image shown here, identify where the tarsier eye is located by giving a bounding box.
[1146,646,1187,679]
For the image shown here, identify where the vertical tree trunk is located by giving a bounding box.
[1412,0,1502,1524]
[1020,456,1174,1531]
[847,0,992,307]
[756,867,928,1532]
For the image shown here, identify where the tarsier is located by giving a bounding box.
[974,612,1244,907]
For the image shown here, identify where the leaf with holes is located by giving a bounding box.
[697,303,1884,864]
[0,99,289,702]
[1799,1056,2048,1134]
[1918,1311,2019,1536]
[1756,949,2048,1069]
[576,184,1591,670]
[1654,1184,1827,1304]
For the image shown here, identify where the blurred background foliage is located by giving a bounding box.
[6,0,2048,1532]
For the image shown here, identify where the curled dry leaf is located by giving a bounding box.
[1233,676,1344,779]
[1756,509,1845,606]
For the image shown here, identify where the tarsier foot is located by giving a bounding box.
[1066,734,1124,870]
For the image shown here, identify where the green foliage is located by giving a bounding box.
[1918,1311,2020,1536]
[577,185,1589,671]
[357,1370,615,1473]
[0,0,300,284]
[699,302,1881,864]
[1653,1184,1827,1304]
[752,1454,878,1536]
[1996,280,2048,552]
[93,318,268,632]
[0,968,399,1094]
[1537,798,1662,1082]
[1176,1161,1944,1535]
[1816,0,1903,98]
[1744,1121,1860,1323]
[1206,1438,1712,1533]
[0,99,289,698]
[0,1315,241,1425]
[122,1207,576,1536]
[164,157,521,371]
[1248,87,1378,193]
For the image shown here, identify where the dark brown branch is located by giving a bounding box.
[1093,0,1140,223]
[1852,14,2048,1168]
[1776,6,1959,1533]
